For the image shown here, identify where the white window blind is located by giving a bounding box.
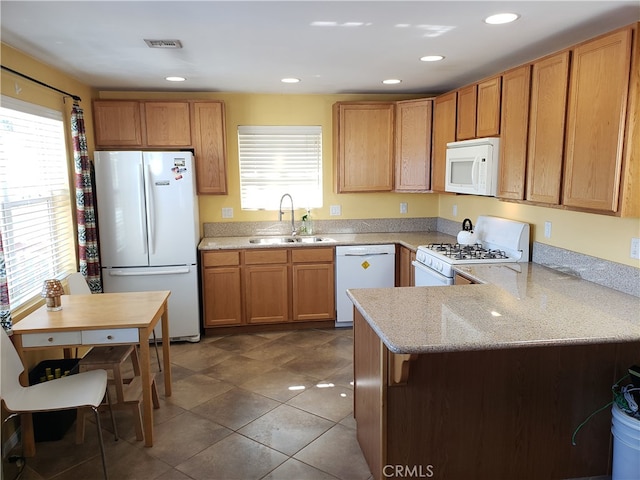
[238,125,322,210]
[0,96,76,310]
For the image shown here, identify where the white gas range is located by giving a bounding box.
[413,216,530,286]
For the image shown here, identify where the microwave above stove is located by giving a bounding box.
[445,137,500,196]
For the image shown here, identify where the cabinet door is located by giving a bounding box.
[292,263,335,321]
[335,103,395,192]
[395,99,433,192]
[203,267,243,326]
[562,28,632,212]
[93,101,143,147]
[497,66,531,200]
[202,251,242,327]
[456,85,477,140]
[526,51,570,204]
[476,76,502,137]
[432,92,457,192]
[144,102,191,146]
[192,101,228,194]
[244,265,289,324]
[397,246,415,287]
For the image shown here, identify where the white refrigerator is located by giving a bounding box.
[94,151,200,342]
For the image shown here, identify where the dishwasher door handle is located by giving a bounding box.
[343,252,390,257]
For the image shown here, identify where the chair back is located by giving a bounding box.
[68,272,91,295]
[0,327,25,401]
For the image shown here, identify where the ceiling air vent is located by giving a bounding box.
[144,39,183,49]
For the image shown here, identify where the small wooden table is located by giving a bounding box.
[11,290,172,456]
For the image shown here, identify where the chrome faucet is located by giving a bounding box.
[278,193,296,235]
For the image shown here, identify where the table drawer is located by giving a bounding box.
[22,331,82,347]
[82,328,139,344]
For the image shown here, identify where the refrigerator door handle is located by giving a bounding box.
[144,163,156,255]
[107,267,191,276]
[138,163,148,256]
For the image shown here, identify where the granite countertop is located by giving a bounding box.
[198,231,456,251]
[347,263,640,354]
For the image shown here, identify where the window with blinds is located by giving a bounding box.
[238,125,322,210]
[0,96,76,311]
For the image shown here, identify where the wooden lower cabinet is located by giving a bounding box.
[202,251,242,327]
[354,310,638,480]
[292,248,335,321]
[397,246,415,287]
[202,247,335,330]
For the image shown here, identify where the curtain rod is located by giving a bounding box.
[1,65,82,102]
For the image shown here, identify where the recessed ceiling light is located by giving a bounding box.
[383,79,402,85]
[165,76,185,82]
[484,13,519,25]
[420,55,445,62]
[281,78,300,84]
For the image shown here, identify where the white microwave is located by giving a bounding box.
[445,137,500,196]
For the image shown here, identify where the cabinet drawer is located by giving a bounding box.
[22,331,82,348]
[291,247,334,263]
[244,249,288,265]
[203,250,240,267]
[82,328,139,345]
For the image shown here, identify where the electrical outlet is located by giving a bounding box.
[330,205,342,216]
[631,237,640,260]
[544,221,552,239]
[453,204,458,217]
[221,207,233,219]
[400,202,408,214]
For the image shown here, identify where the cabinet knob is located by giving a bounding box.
[48,337,54,343]
[107,335,114,340]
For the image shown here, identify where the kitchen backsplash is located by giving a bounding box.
[202,217,639,297]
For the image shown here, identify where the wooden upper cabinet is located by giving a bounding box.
[334,102,395,192]
[526,51,570,204]
[562,28,632,213]
[394,99,433,192]
[456,85,477,140]
[432,92,457,192]
[191,101,227,195]
[93,101,143,147]
[143,102,191,146]
[497,65,531,200]
[476,76,502,137]
[457,77,501,141]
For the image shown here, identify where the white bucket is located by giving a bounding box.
[612,403,640,480]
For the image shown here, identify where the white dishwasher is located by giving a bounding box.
[335,244,396,327]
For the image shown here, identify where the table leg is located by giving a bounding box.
[138,329,153,447]
[13,335,36,457]
[161,302,172,396]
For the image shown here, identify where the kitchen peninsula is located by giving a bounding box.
[348,263,640,480]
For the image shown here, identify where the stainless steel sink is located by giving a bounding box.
[248,236,334,244]
[294,236,333,243]
[248,237,296,244]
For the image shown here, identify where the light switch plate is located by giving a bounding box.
[330,205,342,216]
[400,202,408,214]
[222,207,234,219]
[544,221,552,239]
[631,237,640,259]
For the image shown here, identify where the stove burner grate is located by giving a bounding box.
[425,242,509,261]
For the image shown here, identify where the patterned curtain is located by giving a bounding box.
[71,102,102,293]
[0,232,12,333]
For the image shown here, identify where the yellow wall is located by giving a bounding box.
[438,195,640,268]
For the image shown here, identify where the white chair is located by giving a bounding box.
[0,327,111,479]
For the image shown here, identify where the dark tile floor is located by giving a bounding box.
[12,327,615,480]
[17,328,372,480]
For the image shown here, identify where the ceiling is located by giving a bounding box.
[1,1,639,95]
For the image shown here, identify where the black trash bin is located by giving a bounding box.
[28,359,80,442]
